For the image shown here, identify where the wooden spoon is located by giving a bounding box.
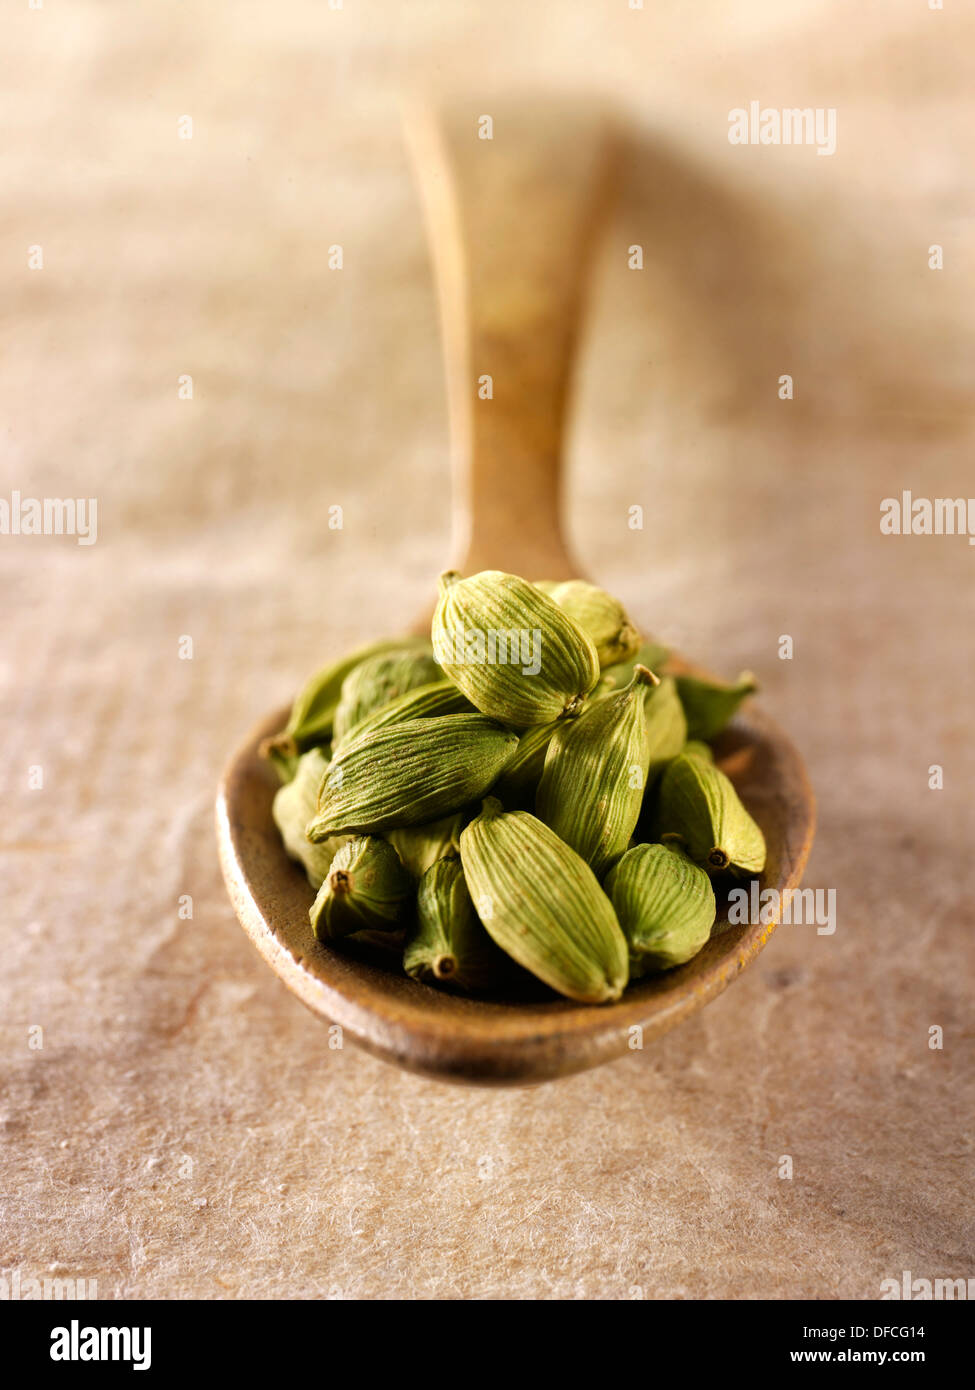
[216,100,816,1085]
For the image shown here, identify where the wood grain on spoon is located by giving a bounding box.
[406,96,616,590]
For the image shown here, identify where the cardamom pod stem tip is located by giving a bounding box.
[260,734,298,760]
[632,663,660,688]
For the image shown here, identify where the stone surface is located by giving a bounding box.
[1,0,972,1299]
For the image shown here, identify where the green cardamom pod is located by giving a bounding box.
[332,649,442,745]
[631,685,692,846]
[601,639,671,692]
[536,665,660,876]
[307,715,519,839]
[331,679,473,754]
[536,579,641,669]
[432,570,599,726]
[347,928,408,954]
[271,748,350,889]
[604,842,716,975]
[260,636,432,761]
[383,810,468,879]
[675,671,757,741]
[265,744,301,786]
[683,739,714,764]
[492,718,560,808]
[590,673,619,700]
[645,675,689,780]
[404,856,507,991]
[308,835,413,941]
[459,797,629,1003]
[656,752,766,875]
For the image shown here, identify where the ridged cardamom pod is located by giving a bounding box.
[632,682,692,847]
[536,579,641,669]
[331,679,473,753]
[260,636,431,760]
[601,639,671,692]
[271,748,350,889]
[432,570,599,726]
[383,809,468,879]
[492,719,559,809]
[645,676,689,780]
[332,649,442,745]
[459,798,629,1003]
[404,856,507,991]
[535,665,659,877]
[604,842,716,975]
[307,715,519,839]
[675,671,757,741]
[656,752,766,874]
[308,835,413,941]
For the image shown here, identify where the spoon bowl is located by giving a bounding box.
[216,662,814,1085]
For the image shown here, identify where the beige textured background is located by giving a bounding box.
[2,0,973,1300]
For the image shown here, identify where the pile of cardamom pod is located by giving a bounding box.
[262,571,763,1005]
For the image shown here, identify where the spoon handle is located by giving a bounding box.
[408,98,616,581]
